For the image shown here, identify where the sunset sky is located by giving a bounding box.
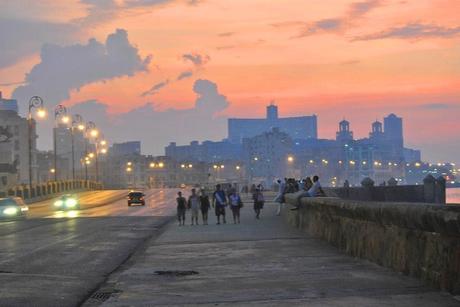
[1,0,459,162]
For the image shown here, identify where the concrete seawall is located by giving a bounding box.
[284,193,460,294]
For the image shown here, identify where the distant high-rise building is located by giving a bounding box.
[0,92,19,113]
[228,103,317,143]
[384,114,403,148]
[165,140,242,163]
[111,141,141,156]
[243,127,293,181]
[0,110,38,184]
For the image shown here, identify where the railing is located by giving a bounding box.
[0,180,103,202]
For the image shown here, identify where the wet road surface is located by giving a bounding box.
[0,188,177,307]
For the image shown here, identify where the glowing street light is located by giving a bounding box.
[100,148,107,154]
[50,168,56,174]
[90,129,99,138]
[61,115,70,124]
[126,167,132,172]
[36,108,47,119]
[150,162,156,168]
[88,153,95,159]
[158,162,164,168]
[287,156,294,163]
[100,140,107,146]
[127,161,132,166]
[236,165,241,170]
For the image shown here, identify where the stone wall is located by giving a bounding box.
[284,193,460,294]
[324,174,446,204]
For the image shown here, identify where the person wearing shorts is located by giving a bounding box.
[212,184,227,225]
[188,188,200,225]
[229,189,243,224]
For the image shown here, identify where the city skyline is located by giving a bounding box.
[0,0,459,163]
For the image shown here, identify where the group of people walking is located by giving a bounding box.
[176,184,266,226]
[176,176,323,226]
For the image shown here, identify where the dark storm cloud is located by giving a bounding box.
[68,79,229,155]
[12,29,151,109]
[353,23,460,41]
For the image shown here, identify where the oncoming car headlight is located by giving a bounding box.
[65,198,77,207]
[54,200,64,207]
[3,207,18,215]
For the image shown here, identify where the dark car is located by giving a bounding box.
[0,197,29,219]
[128,191,145,206]
[54,194,80,210]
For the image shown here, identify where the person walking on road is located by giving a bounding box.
[229,188,243,224]
[212,184,227,225]
[176,191,187,226]
[252,186,265,219]
[199,188,211,225]
[188,188,200,226]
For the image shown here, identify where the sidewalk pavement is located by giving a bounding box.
[90,199,459,306]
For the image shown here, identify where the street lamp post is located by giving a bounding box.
[71,114,84,181]
[84,121,96,181]
[27,96,46,191]
[53,105,68,181]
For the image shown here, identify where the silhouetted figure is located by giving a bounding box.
[200,189,210,225]
[176,191,187,226]
[253,186,264,219]
[188,188,200,225]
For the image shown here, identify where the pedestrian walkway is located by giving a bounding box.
[92,199,459,306]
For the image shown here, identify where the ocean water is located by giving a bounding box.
[447,187,460,204]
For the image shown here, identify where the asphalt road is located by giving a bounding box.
[0,188,178,307]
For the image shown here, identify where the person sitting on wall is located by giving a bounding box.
[291,175,325,211]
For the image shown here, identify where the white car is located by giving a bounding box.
[0,197,29,219]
